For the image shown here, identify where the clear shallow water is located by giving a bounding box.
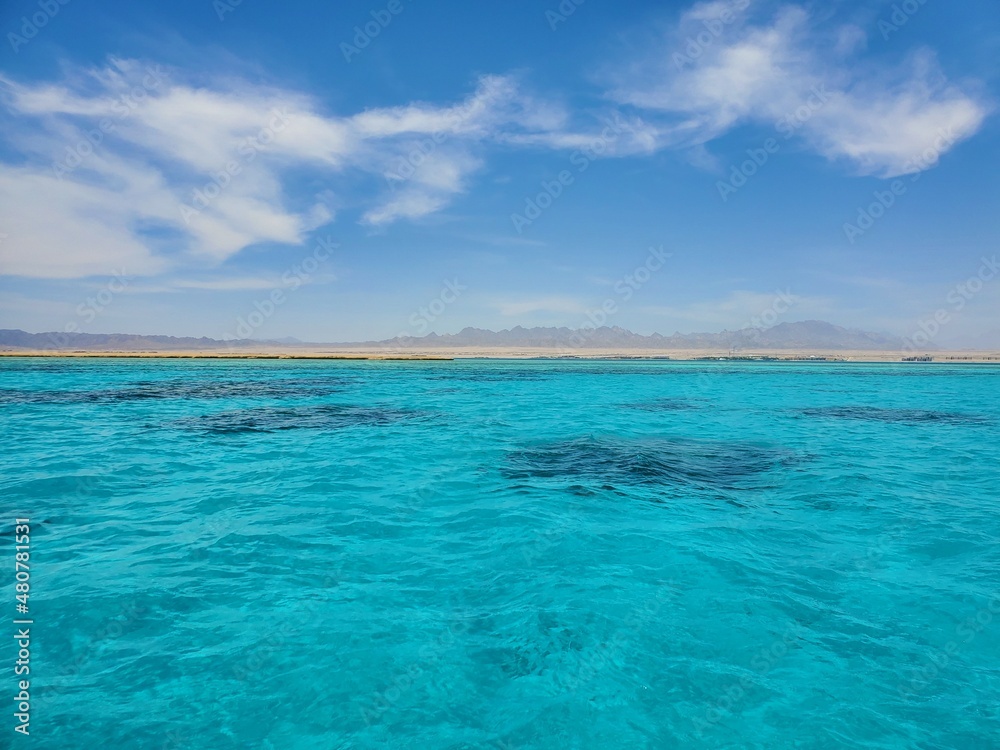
[2,357,999,749]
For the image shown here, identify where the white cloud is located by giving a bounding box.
[0,16,989,282]
[170,277,295,291]
[0,167,169,278]
[0,62,570,278]
[606,2,989,177]
[361,191,451,226]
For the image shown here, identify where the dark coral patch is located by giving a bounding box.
[504,436,793,490]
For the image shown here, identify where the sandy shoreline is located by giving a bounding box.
[3,347,1000,362]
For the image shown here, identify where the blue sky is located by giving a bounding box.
[1,0,998,345]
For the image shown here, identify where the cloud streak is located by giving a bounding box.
[0,62,572,278]
[605,2,989,177]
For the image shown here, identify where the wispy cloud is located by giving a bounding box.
[0,9,989,284]
[604,2,989,177]
[0,62,571,278]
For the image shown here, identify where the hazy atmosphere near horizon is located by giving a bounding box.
[3,2,1000,749]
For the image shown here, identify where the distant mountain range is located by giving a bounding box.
[1,321,916,351]
[0,330,265,351]
[364,321,909,350]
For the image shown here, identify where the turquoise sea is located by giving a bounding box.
[2,357,999,749]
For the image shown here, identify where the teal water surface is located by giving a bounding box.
[2,358,999,749]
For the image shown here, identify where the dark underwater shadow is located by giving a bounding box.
[169,403,433,434]
[796,406,990,426]
[503,435,797,493]
[0,377,348,405]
